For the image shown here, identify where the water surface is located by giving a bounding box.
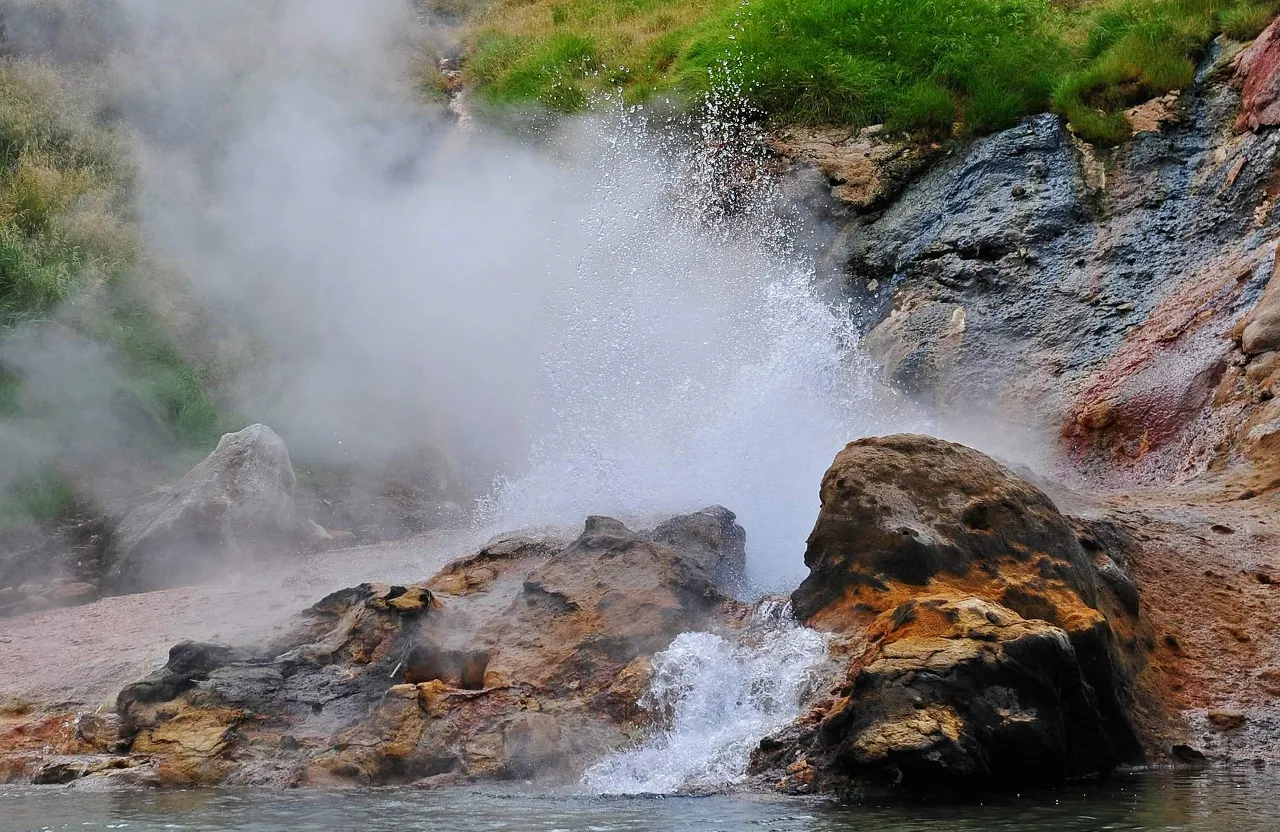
[4,770,1279,831]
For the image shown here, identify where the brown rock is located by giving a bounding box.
[478,516,734,696]
[1238,259,1280,355]
[100,512,747,788]
[22,595,53,612]
[52,582,98,606]
[502,712,567,778]
[801,595,1116,789]
[1125,92,1181,135]
[606,656,654,722]
[426,533,563,597]
[1207,709,1247,730]
[1235,18,1280,131]
[758,435,1142,794]
[793,434,1101,625]
[31,754,138,785]
[767,126,935,209]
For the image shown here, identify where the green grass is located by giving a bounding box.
[0,59,230,532]
[466,0,1280,141]
[0,469,75,534]
[679,0,1065,134]
[1053,0,1256,142]
[104,297,225,449]
[466,0,738,108]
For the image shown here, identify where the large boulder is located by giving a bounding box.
[754,435,1143,795]
[1235,256,1280,356]
[107,510,750,787]
[104,425,301,594]
[1234,17,1280,132]
[793,434,1101,624]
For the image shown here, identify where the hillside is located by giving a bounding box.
[0,56,226,542]
[466,0,1280,142]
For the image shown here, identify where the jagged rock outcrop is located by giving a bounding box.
[103,425,305,594]
[767,125,939,211]
[751,435,1143,794]
[82,509,750,788]
[1234,17,1280,132]
[824,41,1280,491]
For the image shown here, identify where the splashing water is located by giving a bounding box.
[482,96,924,591]
[111,0,924,592]
[582,602,830,795]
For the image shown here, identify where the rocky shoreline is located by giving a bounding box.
[1,427,1276,796]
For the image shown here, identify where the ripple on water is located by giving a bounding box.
[4,770,1280,831]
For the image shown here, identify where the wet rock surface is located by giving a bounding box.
[753,435,1144,794]
[12,509,750,788]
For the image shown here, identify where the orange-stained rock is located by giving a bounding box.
[87,510,749,788]
[754,594,1121,792]
[793,434,1103,629]
[755,435,1143,794]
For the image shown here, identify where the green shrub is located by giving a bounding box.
[0,60,226,456]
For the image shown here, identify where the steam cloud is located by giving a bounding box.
[5,0,940,589]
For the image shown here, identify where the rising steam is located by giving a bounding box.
[3,0,932,589]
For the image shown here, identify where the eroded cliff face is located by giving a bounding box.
[797,35,1278,495]
[765,25,1280,780]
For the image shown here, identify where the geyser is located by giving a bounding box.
[12,0,928,591]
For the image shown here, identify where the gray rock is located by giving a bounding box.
[648,505,747,593]
[833,75,1280,444]
[104,425,300,593]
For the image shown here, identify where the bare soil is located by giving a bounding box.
[0,529,492,710]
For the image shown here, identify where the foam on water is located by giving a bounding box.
[583,602,829,795]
